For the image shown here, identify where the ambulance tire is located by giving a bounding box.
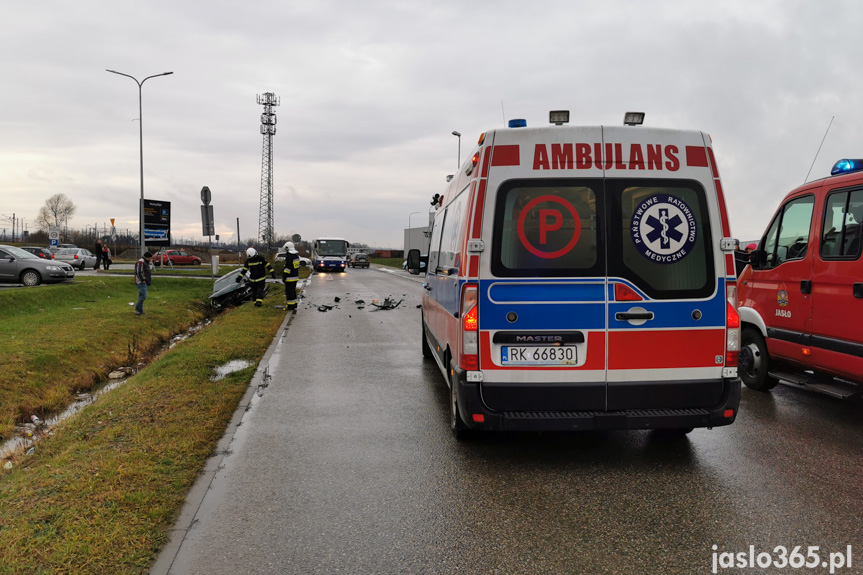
[448,357,470,440]
[740,327,779,391]
[421,319,433,359]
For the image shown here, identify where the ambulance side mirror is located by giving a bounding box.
[406,249,422,273]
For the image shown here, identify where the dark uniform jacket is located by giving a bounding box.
[283,252,300,280]
[243,254,273,282]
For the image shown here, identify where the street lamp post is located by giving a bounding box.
[106,69,173,259]
[408,211,421,254]
[452,131,461,170]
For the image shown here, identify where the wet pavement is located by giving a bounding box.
[153,266,863,575]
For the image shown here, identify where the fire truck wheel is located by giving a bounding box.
[739,327,779,391]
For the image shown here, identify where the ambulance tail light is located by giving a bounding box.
[725,283,740,367]
[460,284,479,371]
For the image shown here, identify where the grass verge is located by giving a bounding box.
[0,277,213,441]
[0,280,289,573]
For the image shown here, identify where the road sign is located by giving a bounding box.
[110,218,115,226]
[201,186,211,206]
[292,233,301,243]
[201,205,214,236]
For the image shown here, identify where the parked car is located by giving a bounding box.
[0,244,75,286]
[53,247,97,270]
[20,246,55,260]
[153,249,202,266]
[349,253,370,268]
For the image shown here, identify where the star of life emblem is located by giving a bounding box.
[630,195,697,264]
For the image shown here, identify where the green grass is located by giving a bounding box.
[0,277,213,441]
[370,257,403,269]
[0,278,290,573]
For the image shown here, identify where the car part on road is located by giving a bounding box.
[370,297,402,310]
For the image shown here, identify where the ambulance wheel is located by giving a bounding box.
[450,381,470,440]
[448,361,470,440]
[739,327,779,391]
[421,320,433,359]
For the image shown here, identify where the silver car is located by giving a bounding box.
[54,247,97,270]
[0,245,76,286]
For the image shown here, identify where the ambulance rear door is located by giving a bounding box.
[603,127,728,410]
[478,126,609,411]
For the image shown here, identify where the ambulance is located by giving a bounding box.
[737,158,863,399]
[407,112,741,438]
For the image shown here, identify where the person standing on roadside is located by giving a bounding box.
[238,247,274,307]
[281,241,300,311]
[102,244,112,271]
[134,251,153,315]
[94,239,103,270]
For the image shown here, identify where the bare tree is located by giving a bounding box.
[35,194,77,230]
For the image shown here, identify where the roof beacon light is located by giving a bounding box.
[549,110,570,125]
[831,159,863,176]
[623,112,645,126]
[508,119,527,128]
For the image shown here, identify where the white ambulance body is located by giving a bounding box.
[410,115,741,437]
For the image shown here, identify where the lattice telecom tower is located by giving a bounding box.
[257,92,279,249]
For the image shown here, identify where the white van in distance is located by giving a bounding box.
[408,112,741,438]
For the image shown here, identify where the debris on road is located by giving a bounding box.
[370,297,403,311]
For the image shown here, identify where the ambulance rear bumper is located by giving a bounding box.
[454,368,741,432]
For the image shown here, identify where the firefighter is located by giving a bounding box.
[237,247,274,307]
[282,241,300,311]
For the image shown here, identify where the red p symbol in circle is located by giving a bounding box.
[517,195,581,259]
[540,209,562,244]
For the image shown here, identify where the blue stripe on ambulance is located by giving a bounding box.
[479,279,606,331]
[608,278,726,329]
[478,278,725,331]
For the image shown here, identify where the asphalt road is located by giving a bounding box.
[153,266,863,575]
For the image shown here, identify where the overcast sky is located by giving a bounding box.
[2,0,863,248]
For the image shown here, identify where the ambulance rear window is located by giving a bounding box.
[491,178,715,298]
[491,179,603,277]
[607,180,715,299]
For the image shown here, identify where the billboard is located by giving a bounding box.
[142,199,171,246]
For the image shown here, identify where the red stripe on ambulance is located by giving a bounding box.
[608,329,725,369]
[707,147,731,238]
[685,146,709,167]
[491,145,519,166]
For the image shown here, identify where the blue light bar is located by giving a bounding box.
[831,159,863,176]
[508,119,527,128]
